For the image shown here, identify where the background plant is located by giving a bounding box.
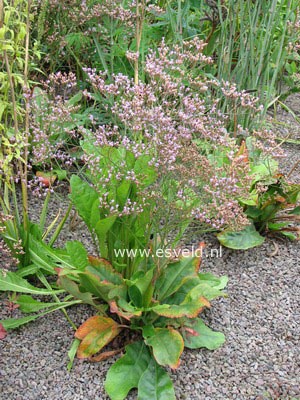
[0,0,34,268]
[35,0,300,130]
[218,147,300,249]
[0,2,75,273]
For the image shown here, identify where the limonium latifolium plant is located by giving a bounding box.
[47,39,280,399]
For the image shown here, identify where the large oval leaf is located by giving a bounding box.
[137,358,175,400]
[105,341,151,400]
[217,224,265,249]
[182,318,225,350]
[144,328,184,369]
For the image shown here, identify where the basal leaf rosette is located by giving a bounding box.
[65,252,227,400]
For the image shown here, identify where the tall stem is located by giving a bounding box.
[21,0,32,230]
[134,0,144,85]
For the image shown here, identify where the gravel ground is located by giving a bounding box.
[1,97,300,400]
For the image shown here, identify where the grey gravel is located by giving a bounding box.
[1,96,300,400]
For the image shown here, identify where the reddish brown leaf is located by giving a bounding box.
[199,296,210,308]
[194,241,205,272]
[36,171,57,187]
[109,301,142,321]
[275,196,286,203]
[55,267,62,275]
[183,327,199,337]
[0,324,7,340]
[89,348,123,363]
[88,256,112,267]
[75,316,121,359]
[75,315,118,340]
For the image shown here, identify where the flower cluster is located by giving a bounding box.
[25,72,82,196]
[80,39,271,232]
[29,72,80,167]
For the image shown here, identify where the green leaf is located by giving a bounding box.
[289,205,300,215]
[250,159,278,183]
[67,338,81,371]
[198,273,228,290]
[166,278,226,307]
[156,257,199,301]
[245,206,263,219]
[16,264,39,278]
[75,316,121,358]
[94,216,117,239]
[116,181,131,206]
[67,91,82,106]
[137,358,175,400]
[267,222,289,231]
[57,274,102,308]
[105,341,151,400]
[69,175,100,232]
[182,318,225,350]
[281,231,298,240]
[217,224,265,249]
[0,271,63,295]
[134,156,157,187]
[86,259,123,285]
[52,168,67,181]
[143,328,184,369]
[16,295,72,313]
[0,315,39,329]
[78,271,117,302]
[128,268,154,308]
[94,216,117,257]
[110,299,142,320]
[66,241,88,270]
[152,289,210,319]
[0,301,80,330]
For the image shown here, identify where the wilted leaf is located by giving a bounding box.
[143,328,184,369]
[75,316,121,358]
[137,358,175,400]
[105,341,151,400]
[110,300,142,321]
[89,348,122,362]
